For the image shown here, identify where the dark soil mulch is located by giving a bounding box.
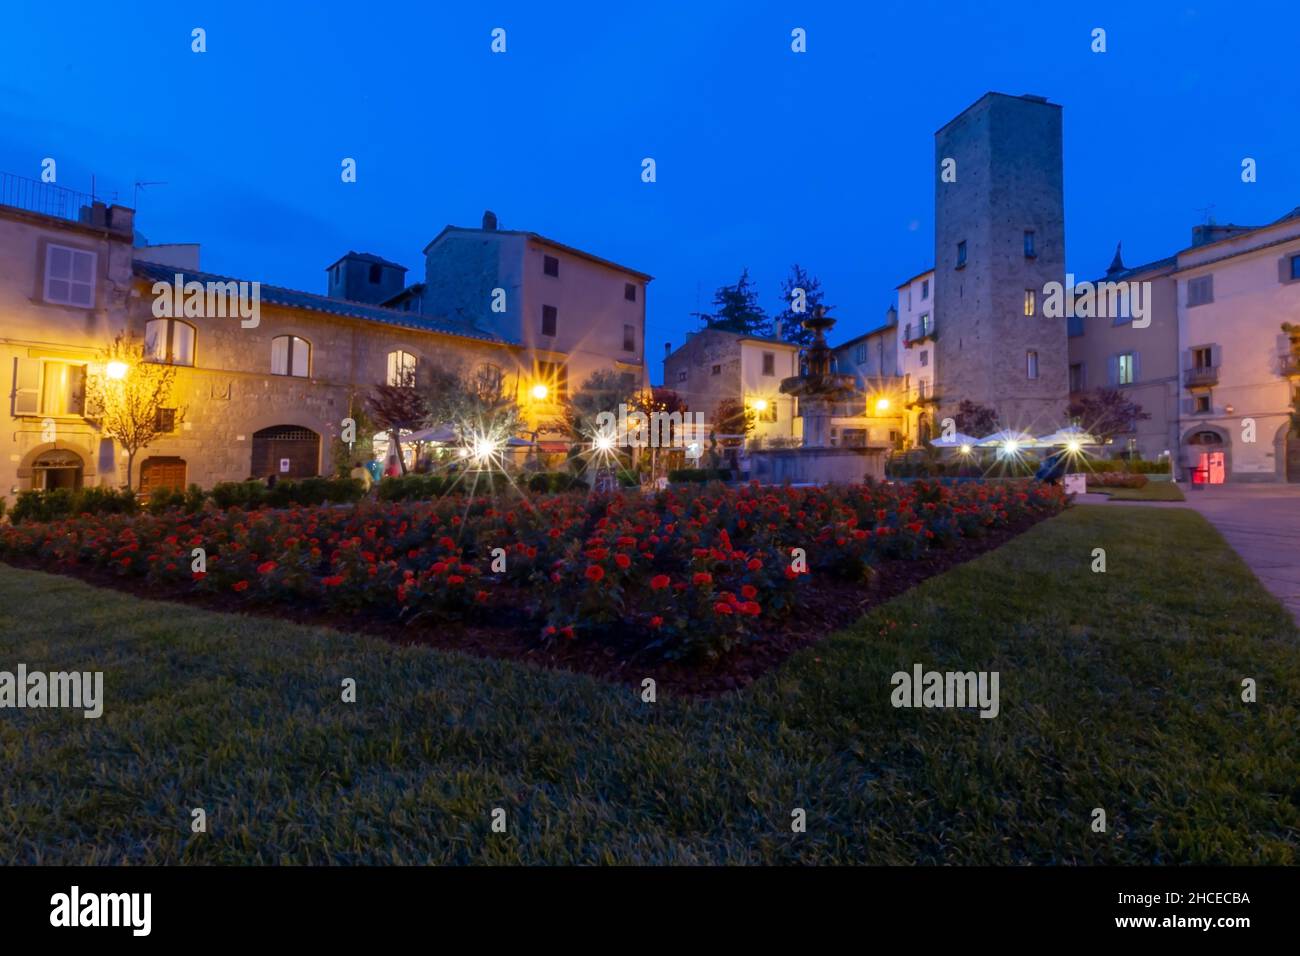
[2,509,1062,697]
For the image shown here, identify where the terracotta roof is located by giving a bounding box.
[133,260,512,345]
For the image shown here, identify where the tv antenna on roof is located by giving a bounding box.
[133,180,168,210]
[1195,203,1217,225]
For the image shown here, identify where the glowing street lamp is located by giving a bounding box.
[593,432,616,453]
[105,360,128,380]
[531,383,549,401]
[1004,440,1019,454]
[874,397,891,414]
[959,443,972,455]
[1066,439,1082,454]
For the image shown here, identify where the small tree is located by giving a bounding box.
[366,373,427,475]
[563,368,639,442]
[692,268,771,337]
[85,332,187,490]
[775,264,830,349]
[954,399,998,439]
[1066,388,1151,446]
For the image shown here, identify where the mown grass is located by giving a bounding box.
[1087,481,1186,501]
[0,505,1295,864]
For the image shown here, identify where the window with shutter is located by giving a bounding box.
[43,244,96,308]
[12,357,40,416]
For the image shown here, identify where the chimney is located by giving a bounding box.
[482,210,498,231]
[664,342,671,357]
[774,318,782,339]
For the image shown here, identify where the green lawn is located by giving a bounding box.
[1,505,1295,864]
[1087,480,1186,501]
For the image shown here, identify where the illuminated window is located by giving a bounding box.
[387,349,417,386]
[145,318,195,366]
[271,335,310,377]
[1027,350,1039,379]
[1024,289,1036,316]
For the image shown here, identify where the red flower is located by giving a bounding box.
[746,558,762,571]
[322,575,345,587]
[447,575,465,586]
[614,553,631,570]
[232,580,249,592]
[741,601,761,616]
[692,572,713,586]
[713,602,734,615]
[561,625,575,639]
[741,584,758,599]
[648,616,663,629]
[257,561,277,575]
[585,565,605,583]
[650,574,670,590]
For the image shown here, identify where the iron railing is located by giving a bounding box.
[0,171,96,223]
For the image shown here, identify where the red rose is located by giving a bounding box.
[648,616,663,629]
[614,553,631,570]
[232,580,249,592]
[741,601,761,616]
[585,565,605,583]
[713,602,734,615]
[746,558,762,571]
[650,574,670,590]
[741,584,758,599]
[692,572,713,586]
[447,575,465,586]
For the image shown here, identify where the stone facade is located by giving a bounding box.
[934,92,1068,433]
[1,194,523,502]
[663,328,799,441]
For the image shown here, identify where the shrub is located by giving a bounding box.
[211,481,268,510]
[10,487,138,524]
[1088,472,1148,489]
[526,473,589,494]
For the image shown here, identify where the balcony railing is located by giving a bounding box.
[0,172,96,224]
[1184,365,1219,388]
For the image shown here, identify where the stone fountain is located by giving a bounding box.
[747,306,887,485]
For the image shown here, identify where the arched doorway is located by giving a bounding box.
[32,448,84,490]
[1184,428,1228,484]
[251,425,320,479]
[140,457,187,494]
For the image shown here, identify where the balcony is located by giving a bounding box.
[1184,365,1218,389]
[1281,353,1300,378]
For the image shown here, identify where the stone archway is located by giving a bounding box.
[251,425,321,479]
[28,447,85,491]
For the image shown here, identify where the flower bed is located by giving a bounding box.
[0,479,1066,665]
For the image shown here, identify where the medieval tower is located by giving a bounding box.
[933,92,1068,432]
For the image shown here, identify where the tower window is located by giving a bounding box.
[625,283,637,302]
[1024,231,1036,257]
[543,255,559,277]
[956,241,967,268]
[1026,350,1039,379]
[1024,289,1037,316]
[368,263,382,284]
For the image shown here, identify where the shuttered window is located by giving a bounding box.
[44,244,96,308]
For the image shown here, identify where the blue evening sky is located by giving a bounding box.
[2,0,1297,383]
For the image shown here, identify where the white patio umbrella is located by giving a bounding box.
[929,431,981,448]
[1036,425,1100,446]
[402,423,458,444]
[976,429,1044,449]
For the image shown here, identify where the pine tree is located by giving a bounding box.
[692,268,771,337]
[774,264,829,348]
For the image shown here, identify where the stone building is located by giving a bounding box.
[663,328,799,443]
[934,92,1068,433]
[896,268,938,443]
[3,178,653,499]
[1065,247,1180,462]
[1,190,136,495]
[830,307,905,449]
[415,212,652,445]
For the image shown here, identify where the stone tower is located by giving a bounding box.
[933,92,1067,432]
